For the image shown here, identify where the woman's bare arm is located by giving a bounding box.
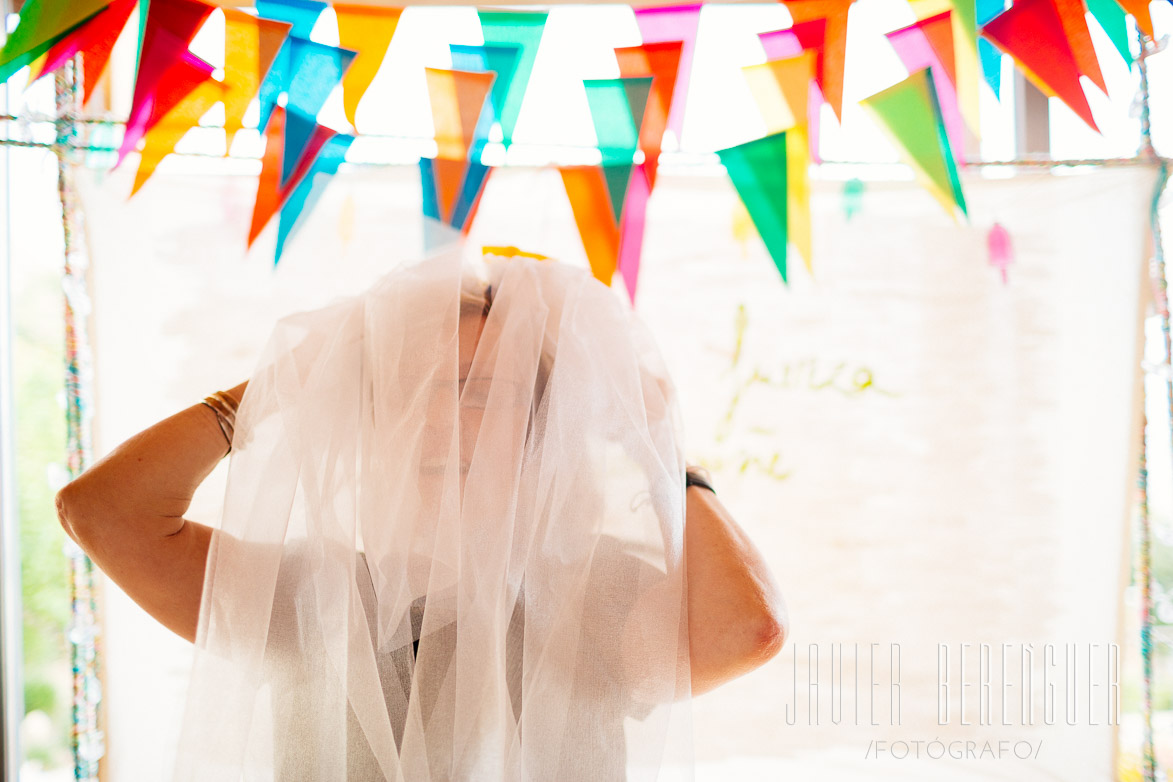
[54,380,249,643]
[682,472,788,696]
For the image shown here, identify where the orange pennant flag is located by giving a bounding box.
[1053,0,1108,94]
[780,0,854,120]
[249,105,287,247]
[742,51,815,133]
[223,9,291,155]
[614,40,683,188]
[424,67,495,160]
[1114,0,1153,37]
[560,166,619,286]
[335,4,402,130]
[131,78,227,196]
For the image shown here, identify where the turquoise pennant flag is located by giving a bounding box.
[275,131,355,265]
[477,10,547,147]
[449,42,521,157]
[716,132,790,284]
[584,76,651,224]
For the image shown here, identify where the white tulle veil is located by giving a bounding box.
[170,234,694,781]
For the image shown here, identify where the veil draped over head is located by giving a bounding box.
[171,241,694,781]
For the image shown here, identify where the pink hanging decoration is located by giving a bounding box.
[988,222,1013,283]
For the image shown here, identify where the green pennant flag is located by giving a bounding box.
[0,0,112,81]
[477,10,547,147]
[584,76,651,224]
[1085,0,1132,66]
[860,66,966,219]
[716,131,789,284]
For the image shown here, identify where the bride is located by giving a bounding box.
[55,244,788,780]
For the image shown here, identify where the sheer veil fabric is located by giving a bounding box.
[171,240,695,781]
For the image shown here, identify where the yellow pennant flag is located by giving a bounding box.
[222,9,291,155]
[908,0,980,141]
[742,51,815,274]
[131,79,227,196]
[335,4,402,131]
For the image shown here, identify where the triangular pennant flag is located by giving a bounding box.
[584,76,652,223]
[432,157,468,222]
[1085,0,1132,66]
[976,0,1004,95]
[424,67,496,161]
[334,4,402,130]
[449,160,493,232]
[1113,0,1153,37]
[560,166,620,286]
[275,132,354,264]
[130,77,226,196]
[777,0,854,120]
[248,105,336,247]
[0,0,113,82]
[614,40,683,188]
[633,3,701,140]
[32,0,134,96]
[274,39,357,185]
[450,42,521,156]
[758,28,825,162]
[909,0,981,138]
[255,0,325,38]
[981,0,1099,132]
[1053,0,1108,94]
[478,10,548,147]
[886,12,966,164]
[742,52,815,134]
[716,132,790,284]
[617,163,652,305]
[118,45,216,166]
[860,67,966,219]
[120,0,215,163]
[222,9,291,154]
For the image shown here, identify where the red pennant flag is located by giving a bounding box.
[119,0,215,163]
[981,0,1099,132]
[779,0,854,120]
[118,46,215,166]
[614,40,683,189]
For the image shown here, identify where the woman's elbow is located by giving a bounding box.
[749,600,789,665]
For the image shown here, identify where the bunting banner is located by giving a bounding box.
[980,0,1100,132]
[334,4,403,130]
[584,76,652,222]
[909,0,982,143]
[222,9,291,153]
[776,0,853,121]
[477,10,548,147]
[30,0,135,104]
[632,3,701,141]
[886,12,967,164]
[130,77,227,195]
[860,67,967,220]
[1085,0,1132,66]
[742,52,814,272]
[118,0,216,164]
[716,131,790,283]
[757,28,824,163]
[448,44,518,156]
[559,165,620,285]
[0,0,112,82]
[614,40,683,187]
[616,163,652,304]
[976,0,1005,96]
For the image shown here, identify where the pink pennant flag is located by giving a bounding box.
[117,46,215,166]
[633,3,701,142]
[887,12,966,166]
[987,222,1013,283]
[617,164,652,305]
